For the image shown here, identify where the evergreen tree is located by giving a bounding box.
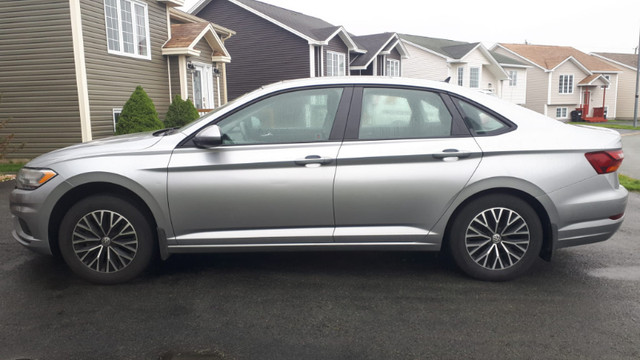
[164,95,200,128]
[115,86,163,135]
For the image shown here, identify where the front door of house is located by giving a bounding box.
[192,63,214,109]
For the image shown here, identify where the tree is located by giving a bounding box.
[115,86,163,135]
[164,95,200,128]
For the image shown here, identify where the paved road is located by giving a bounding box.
[621,131,640,179]
[1,180,639,360]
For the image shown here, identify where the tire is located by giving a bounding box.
[58,195,155,284]
[448,194,543,281]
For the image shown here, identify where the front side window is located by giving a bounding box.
[358,88,453,140]
[104,0,150,59]
[326,51,346,76]
[217,88,344,145]
[453,98,508,135]
[457,67,464,86]
[559,74,574,94]
[470,67,480,88]
[386,59,400,77]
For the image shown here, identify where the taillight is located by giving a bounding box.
[585,150,624,174]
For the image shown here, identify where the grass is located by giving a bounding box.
[0,162,24,174]
[568,122,640,130]
[620,174,640,192]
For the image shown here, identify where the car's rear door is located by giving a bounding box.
[167,86,352,245]
[333,86,482,243]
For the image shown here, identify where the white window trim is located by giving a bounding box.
[112,107,123,132]
[556,107,568,119]
[104,0,152,60]
[469,67,480,88]
[558,74,574,94]
[326,51,346,77]
[509,70,517,87]
[386,59,400,77]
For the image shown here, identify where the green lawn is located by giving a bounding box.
[0,162,24,173]
[568,122,640,130]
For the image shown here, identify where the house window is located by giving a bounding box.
[556,107,568,119]
[470,67,480,88]
[559,74,574,94]
[386,59,400,77]
[112,108,122,132]
[326,51,346,76]
[509,70,517,86]
[104,0,150,59]
[457,67,464,86]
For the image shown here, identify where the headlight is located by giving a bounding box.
[16,168,58,190]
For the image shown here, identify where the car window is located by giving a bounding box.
[217,88,344,145]
[453,98,507,134]
[358,88,452,140]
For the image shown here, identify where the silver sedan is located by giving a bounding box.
[10,77,628,283]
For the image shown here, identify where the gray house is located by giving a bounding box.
[0,0,232,159]
[190,0,367,100]
[350,33,409,76]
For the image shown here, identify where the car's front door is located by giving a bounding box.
[333,87,482,243]
[167,87,350,245]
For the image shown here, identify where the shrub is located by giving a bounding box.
[115,86,163,135]
[164,95,200,128]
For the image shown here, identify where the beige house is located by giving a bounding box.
[591,53,639,120]
[399,34,528,105]
[493,44,621,121]
[0,0,232,159]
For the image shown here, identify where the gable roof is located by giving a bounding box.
[350,33,408,69]
[162,22,231,62]
[592,52,638,71]
[190,0,364,51]
[577,74,610,87]
[497,44,620,72]
[399,34,476,60]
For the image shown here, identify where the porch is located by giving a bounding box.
[576,74,610,122]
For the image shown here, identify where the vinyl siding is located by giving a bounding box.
[401,41,449,81]
[587,74,617,118]
[493,46,548,114]
[614,69,636,120]
[549,61,583,105]
[0,0,82,159]
[80,0,171,136]
[500,67,527,105]
[196,0,311,100]
[169,56,181,101]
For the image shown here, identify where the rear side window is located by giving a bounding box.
[452,98,508,135]
[358,88,452,140]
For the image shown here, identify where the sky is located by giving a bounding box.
[182,0,640,54]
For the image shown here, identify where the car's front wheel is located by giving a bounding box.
[448,194,543,281]
[58,195,155,284]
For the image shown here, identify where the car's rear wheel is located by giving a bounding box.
[58,195,155,284]
[448,194,542,281]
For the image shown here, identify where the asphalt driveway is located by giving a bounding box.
[1,178,640,360]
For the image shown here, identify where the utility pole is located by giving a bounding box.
[634,27,640,127]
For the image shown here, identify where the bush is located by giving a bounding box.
[115,86,164,135]
[164,95,200,128]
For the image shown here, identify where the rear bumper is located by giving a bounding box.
[548,174,628,249]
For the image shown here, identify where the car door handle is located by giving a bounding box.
[433,149,471,160]
[295,155,333,166]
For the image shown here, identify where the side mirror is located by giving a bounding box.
[193,125,223,148]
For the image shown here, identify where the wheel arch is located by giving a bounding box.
[47,182,160,258]
[442,187,554,261]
